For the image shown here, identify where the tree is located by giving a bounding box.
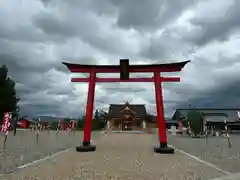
[50,121,58,130]
[77,119,85,130]
[0,65,19,125]
[187,111,204,137]
[182,118,188,127]
[94,109,100,120]
[99,109,108,120]
[64,118,71,124]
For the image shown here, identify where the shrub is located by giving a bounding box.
[187,111,203,136]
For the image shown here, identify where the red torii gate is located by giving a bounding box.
[63,59,190,154]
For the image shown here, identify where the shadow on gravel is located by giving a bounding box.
[0,130,100,174]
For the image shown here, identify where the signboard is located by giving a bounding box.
[1,112,12,133]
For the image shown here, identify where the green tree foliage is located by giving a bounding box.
[94,109,108,127]
[50,121,58,130]
[76,111,106,130]
[64,118,71,124]
[77,120,85,130]
[187,111,204,136]
[0,65,19,124]
[182,119,188,127]
[92,119,105,130]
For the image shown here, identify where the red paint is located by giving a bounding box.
[83,72,96,143]
[71,77,180,83]
[63,60,190,146]
[154,72,167,143]
[18,119,30,129]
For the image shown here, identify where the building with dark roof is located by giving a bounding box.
[18,116,37,129]
[148,115,178,129]
[107,102,157,131]
[172,108,240,130]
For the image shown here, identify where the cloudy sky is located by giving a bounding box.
[1,0,240,118]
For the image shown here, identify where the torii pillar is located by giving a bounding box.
[63,59,190,153]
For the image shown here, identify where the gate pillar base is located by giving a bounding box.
[154,142,174,154]
[76,141,96,152]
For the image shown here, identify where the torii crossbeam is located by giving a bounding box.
[63,59,190,154]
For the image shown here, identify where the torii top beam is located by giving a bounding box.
[62,60,190,73]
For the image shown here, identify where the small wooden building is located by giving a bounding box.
[172,108,240,131]
[107,102,156,131]
[18,117,37,129]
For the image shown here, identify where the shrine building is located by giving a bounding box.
[107,102,157,131]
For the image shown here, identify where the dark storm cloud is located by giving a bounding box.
[183,0,240,46]
[20,103,64,117]
[176,78,240,109]
[33,9,130,55]
[108,0,198,31]
[0,43,79,117]
[140,30,196,61]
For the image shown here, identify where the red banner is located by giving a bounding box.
[70,120,76,129]
[1,112,11,133]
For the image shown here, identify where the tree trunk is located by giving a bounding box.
[0,111,4,125]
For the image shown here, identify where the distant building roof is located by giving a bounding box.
[108,102,147,118]
[148,115,172,122]
[172,109,240,122]
[19,116,37,124]
[204,115,228,122]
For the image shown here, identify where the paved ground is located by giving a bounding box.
[0,130,99,174]
[167,133,240,174]
[0,133,226,180]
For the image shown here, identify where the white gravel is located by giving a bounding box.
[0,132,226,180]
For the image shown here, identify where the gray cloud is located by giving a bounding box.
[109,0,198,31]
[0,0,240,118]
[176,78,240,110]
[181,0,240,46]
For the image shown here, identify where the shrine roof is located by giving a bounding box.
[62,60,190,73]
[108,104,147,118]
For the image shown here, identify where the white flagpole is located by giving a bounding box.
[36,117,41,144]
[224,120,231,148]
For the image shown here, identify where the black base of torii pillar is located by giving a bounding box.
[153,72,174,154]
[76,72,96,152]
[76,141,96,152]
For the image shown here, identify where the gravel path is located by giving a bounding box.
[0,130,99,174]
[167,134,240,173]
[1,133,225,180]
